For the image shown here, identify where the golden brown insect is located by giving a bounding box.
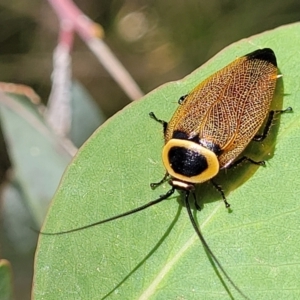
[42,48,292,299]
[150,48,291,208]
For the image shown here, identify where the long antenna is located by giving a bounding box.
[184,192,249,300]
[39,188,175,235]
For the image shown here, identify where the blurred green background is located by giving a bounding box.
[0,1,300,299]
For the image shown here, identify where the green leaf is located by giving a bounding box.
[0,260,13,300]
[34,23,300,300]
[0,93,72,226]
[0,91,73,300]
[70,80,106,148]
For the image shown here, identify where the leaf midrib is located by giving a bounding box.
[138,203,223,299]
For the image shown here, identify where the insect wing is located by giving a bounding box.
[166,49,278,168]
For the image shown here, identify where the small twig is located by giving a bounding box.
[47,0,144,101]
[46,35,73,137]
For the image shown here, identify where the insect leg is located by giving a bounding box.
[227,107,292,172]
[210,180,230,208]
[229,156,266,169]
[253,107,293,142]
[149,112,168,133]
[150,172,169,189]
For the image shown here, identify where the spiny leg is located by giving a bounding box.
[228,156,266,169]
[149,112,168,133]
[214,156,265,207]
[229,107,293,169]
[149,111,169,189]
[210,180,230,208]
[150,172,169,189]
[253,107,293,142]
